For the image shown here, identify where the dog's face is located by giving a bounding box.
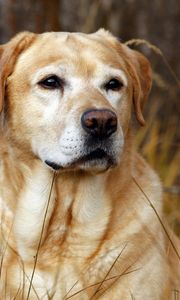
[0,30,152,172]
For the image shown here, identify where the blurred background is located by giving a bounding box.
[0,0,179,235]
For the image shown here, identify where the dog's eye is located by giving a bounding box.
[105,79,123,91]
[38,75,64,89]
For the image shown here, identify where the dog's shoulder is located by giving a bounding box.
[133,151,162,197]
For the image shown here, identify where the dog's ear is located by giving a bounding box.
[122,46,152,126]
[0,32,36,112]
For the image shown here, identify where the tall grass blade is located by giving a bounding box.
[125,39,180,88]
[89,244,127,299]
[26,171,56,300]
[132,176,180,261]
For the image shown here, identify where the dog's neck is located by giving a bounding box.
[14,161,112,258]
[1,133,132,261]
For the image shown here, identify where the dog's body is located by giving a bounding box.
[0,30,179,299]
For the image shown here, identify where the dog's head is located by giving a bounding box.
[0,29,152,172]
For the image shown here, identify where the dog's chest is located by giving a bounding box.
[20,242,125,299]
[9,171,121,299]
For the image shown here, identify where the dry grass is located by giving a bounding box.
[135,108,180,237]
[126,38,180,238]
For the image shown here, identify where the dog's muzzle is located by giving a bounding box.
[44,109,120,171]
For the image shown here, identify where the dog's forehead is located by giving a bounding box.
[34,31,117,55]
[16,31,126,74]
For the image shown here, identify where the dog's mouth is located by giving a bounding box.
[45,160,63,170]
[79,148,108,161]
[45,148,115,171]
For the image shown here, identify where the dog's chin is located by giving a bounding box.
[77,159,115,173]
[44,149,117,173]
[75,149,117,172]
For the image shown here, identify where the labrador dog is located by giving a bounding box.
[0,29,179,300]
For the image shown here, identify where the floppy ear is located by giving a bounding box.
[0,32,36,112]
[122,46,152,126]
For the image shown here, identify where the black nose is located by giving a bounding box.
[81,109,117,139]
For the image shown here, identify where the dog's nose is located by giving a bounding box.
[81,109,117,138]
